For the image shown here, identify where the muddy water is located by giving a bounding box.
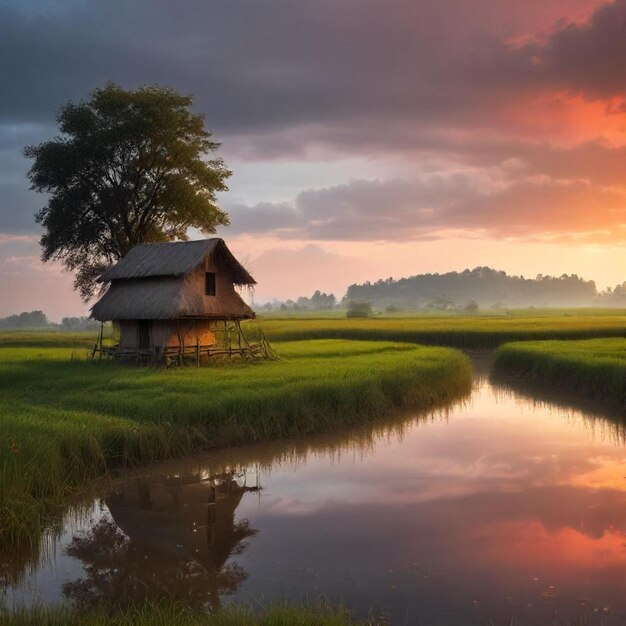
[4,364,626,625]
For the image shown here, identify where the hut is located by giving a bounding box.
[90,238,269,364]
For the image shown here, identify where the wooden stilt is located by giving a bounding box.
[237,320,254,359]
[98,323,104,361]
[177,319,183,366]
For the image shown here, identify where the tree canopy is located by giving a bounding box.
[25,83,231,300]
[344,267,600,309]
[0,310,49,329]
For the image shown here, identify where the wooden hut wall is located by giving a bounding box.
[152,319,216,349]
[119,320,139,348]
[118,319,216,350]
[197,255,242,300]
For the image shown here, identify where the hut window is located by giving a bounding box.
[205,272,216,296]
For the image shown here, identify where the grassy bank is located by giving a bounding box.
[0,335,471,551]
[493,338,626,413]
[0,601,370,626]
[259,313,626,349]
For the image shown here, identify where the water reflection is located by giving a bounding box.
[491,370,626,434]
[62,471,258,611]
[6,369,626,625]
[1,380,466,600]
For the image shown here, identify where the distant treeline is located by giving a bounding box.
[0,310,100,330]
[344,267,626,310]
[260,290,337,311]
[596,283,626,307]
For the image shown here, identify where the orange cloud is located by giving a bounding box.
[478,520,626,572]
[502,93,626,144]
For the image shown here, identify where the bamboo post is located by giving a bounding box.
[177,319,183,366]
[196,337,200,366]
[223,320,227,353]
[91,323,103,360]
[237,321,254,359]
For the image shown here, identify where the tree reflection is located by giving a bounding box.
[62,471,258,612]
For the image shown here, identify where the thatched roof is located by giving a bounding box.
[98,238,255,286]
[91,275,255,321]
[91,238,256,321]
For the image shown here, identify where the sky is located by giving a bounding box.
[1,0,626,319]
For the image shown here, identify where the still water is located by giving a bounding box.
[5,362,626,625]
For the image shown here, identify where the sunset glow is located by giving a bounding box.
[2,0,626,315]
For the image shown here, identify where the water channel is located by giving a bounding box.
[4,355,626,625]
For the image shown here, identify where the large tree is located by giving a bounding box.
[25,83,231,300]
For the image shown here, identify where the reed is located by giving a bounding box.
[493,338,626,412]
[0,601,369,626]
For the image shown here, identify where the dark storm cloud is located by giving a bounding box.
[531,0,626,98]
[394,136,626,187]
[0,124,53,233]
[2,0,626,238]
[0,0,523,132]
[1,1,621,138]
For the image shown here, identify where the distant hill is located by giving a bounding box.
[343,267,602,310]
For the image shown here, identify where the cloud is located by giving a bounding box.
[529,0,626,99]
[2,1,626,239]
[0,1,622,225]
[0,1,614,138]
[0,123,51,234]
[225,174,626,242]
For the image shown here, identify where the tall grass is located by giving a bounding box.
[0,337,471,553]
[0,601,373,626]
[259,314,626,349]
[493,338,626,413]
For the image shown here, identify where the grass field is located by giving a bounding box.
[493,338,626,413]
[0,333,471,551]
[259,312,626,348]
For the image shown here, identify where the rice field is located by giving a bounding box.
[493,338,626,413]
[259,312,626,348]
[0,333,471,548]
